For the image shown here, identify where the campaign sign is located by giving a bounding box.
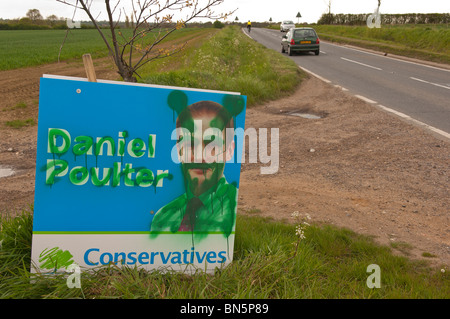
[31,75,246,274]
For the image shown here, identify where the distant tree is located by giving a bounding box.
[47,14,59,25]
[213,20,224,28]
[26,9,43,21]
[269,17,272,22]
[19,18,32,24]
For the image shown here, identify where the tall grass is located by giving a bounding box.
[142,25,304,106]
[0,209,448,299]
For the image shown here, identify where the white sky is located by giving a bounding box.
[0,0,449,24]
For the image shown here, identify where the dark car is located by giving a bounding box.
[281,27,320,56]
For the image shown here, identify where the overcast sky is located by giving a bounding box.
[0,0,449,24]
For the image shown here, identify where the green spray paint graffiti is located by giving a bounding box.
[39,247,75,270]
[151,91,245,251]
[42,129,172,189]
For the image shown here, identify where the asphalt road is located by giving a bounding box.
[246,27,450,136]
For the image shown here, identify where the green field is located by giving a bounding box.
[0,27,211,71]
[0,29,108,70]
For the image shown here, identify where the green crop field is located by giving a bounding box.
[0,29,108,70]
[0,27,211,71]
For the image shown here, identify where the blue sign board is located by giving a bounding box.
[31,75,246,273]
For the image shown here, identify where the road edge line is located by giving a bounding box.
[298,66,331,83]
[355,95,377,104]
[298,55,450,141]
[377,104,450,140]
[241,28,253,39]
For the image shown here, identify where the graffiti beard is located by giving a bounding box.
[182,162,225,197]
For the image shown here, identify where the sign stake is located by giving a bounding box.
[82,54,97,82]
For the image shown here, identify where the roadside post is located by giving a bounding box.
[82,54,97,82]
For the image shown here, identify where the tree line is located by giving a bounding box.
[0,8,232,31]
[318,13,450,25]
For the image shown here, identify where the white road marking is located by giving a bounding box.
[334,84,348,91]
[241,28,253,39]
[355,95,377,104]
[377,104,411,118]
[298,66,331,83]
[377,105,450,140]
[325,41,450,73]
[341,57,382,70]
[410,77,450,90]
[282,37,450,140]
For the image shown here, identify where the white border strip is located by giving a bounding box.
[42,74,241,95]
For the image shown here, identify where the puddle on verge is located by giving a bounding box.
[288,112,322,119]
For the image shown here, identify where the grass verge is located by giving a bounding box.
[141,25,304,107]
[0,209,448,298]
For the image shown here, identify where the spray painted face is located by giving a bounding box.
[177,110,234,196]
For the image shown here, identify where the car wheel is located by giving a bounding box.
[315,50,320,56]
[281,45,285,53]
[288,46,293,56]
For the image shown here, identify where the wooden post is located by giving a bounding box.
[82,54,97,82]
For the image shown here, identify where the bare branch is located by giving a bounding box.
[57,0,233,82]
[56,0,83,9]
[58,29,72,63]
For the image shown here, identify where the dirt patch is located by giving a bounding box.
[0,57,448,268]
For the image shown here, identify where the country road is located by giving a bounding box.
[246,27,450,136]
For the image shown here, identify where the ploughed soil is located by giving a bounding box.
[0,53,448,268]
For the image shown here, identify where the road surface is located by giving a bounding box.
[246,27,450,136]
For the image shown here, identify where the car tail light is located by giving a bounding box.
[316,38,320,44]
[290,39,295,45]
